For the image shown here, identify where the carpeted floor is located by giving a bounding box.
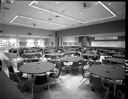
[22,73,107,99]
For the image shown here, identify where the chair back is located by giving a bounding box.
[8,66,20,82]
[17,61,24,70]
[82,60,87,67]
[55,61,63,69]
[51,68,62,78]
[8,66,14,73]
[72,61,80,67]
[81,66,90,78]
[89,74,106,91]
[57,69,62,78]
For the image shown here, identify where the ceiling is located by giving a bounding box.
[0,0,126,31]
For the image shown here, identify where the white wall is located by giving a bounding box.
[91,41,125,48]
[61,36,80,46]
[0,24,55,37]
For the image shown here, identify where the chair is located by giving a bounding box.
[93,55,105,65]
[55,60,63,69]
[54,60,69,74]
[8,66,28,91]
[17,61,24,70]
[79,66,90,87]
[48,68,63,87]
[89,74,109,99]
[70,61,81,73]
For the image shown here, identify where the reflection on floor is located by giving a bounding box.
[22,73,123,99]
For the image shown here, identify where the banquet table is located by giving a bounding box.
[88,64,125,96]
[45,53,65,58]
[103,57,125,64]
[23,52,42,55]
[19,61,54,99]
[107,51,119,56]
[82,53,98,57]
[112,54,125,58]
[60,56,83,62]
[65,51,78,54]
[81,53,99,59]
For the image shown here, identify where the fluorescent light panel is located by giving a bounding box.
[10,15,67,28]
[29,1,116,24]
[18,35,54,38]
[98,1,116,17]
[10,16,18,23]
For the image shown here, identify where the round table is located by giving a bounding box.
[65,51,77,54]
[103,58,125,64]
[19,61,54,74]
[60,56,83,62]
[88,64,125,80]
[88,64,125,96]
[82,53,99,59]
[112,54,125,58]
[82,53,98,57]
[107,51,119,56]
[45,53,65,57]
[19,61,54,99]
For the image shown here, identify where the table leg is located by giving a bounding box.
[114,80,116,96]
[31,74,34,99]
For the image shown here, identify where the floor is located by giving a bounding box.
[22,72,119,99]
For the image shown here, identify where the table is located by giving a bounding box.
[23,52,42,55]
[82,53,99,59]
[88,64,125,96]
[45,53,65,58]
[107,51,119,56]
[65,51,78,54]
[82,53,98,57]
[103,58,125,64]
[60,56,83,62]
[60,56,83,72]
[19,61,54,99]
[112,54,125,58]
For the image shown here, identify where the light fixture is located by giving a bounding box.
[56,2,60,4]
[98,1,116,17]
[10,16,18,23]
[32,23,36,26]
[108,3,111,5]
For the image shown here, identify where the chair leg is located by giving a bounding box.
[80,78,84,82]
[79,79,88,87]
[105,88,109,99]
[59,77,64,83]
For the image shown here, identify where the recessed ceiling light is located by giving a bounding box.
[80,12,83,14]
[108,3,111,5]
[48,18,52,20]
[32,23,36,26]
[95,2,99,5]
[56,2,60,4]
[55,15,60,17]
